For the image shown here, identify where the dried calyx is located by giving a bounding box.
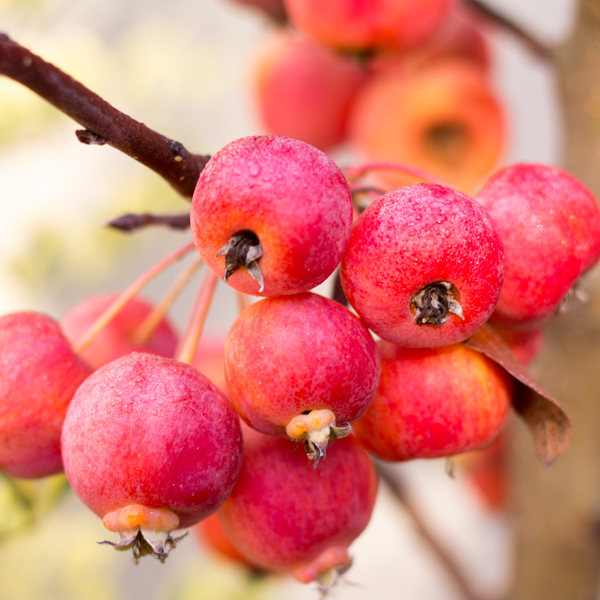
[286,409,351,468]
[100,505,185,563]
[216,230,264,292]
[412,281,464,326]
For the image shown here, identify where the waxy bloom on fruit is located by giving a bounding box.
[191,136,353,296]
[340,183,504,347]
[353,342,512,461]
[218,429,377,588]
[0,312,92,478]
[61,294,178,369]
[475,163,600,326]
[61,353,242,561]
[284,0,457,53]
[224,292,380,464]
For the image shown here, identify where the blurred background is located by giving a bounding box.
[0,0,598,599]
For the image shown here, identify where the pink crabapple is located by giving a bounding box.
[190,135,353,297]
[218,427,378,588]
[224,292,380,464]
[0,311,93,478]
[353,341,513,461]
[340,183,505,347]
[475,163,600,327]
[61,294,178,370]
[61,352,243,561]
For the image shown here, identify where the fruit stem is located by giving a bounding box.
[74,242,196,355]
[236,290,252,314]
[343,161,449,186]
[132,255,204,345]
[176,269,219,365]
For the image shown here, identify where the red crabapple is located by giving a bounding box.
[353,342,512,461]
[490,323,544,366]
[224,292,380,463]
[252,31,367,151]
[61,294,178,369]
[218,428,377,587]
[191,136,353,296]
[475,163,598,326]
[284,0,457,53]
[340,183,505,347]
[0,312,92,478]
[61,353,242,561]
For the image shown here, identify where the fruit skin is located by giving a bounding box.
[475,163,591,327]
[349,59,505,193]
[252,31,367,152]
[0,312,93,478]
[224,292,380,438]
[218,429,377,580]
[284,0,457,52]
[61,294,178,370]
[191,135,353,296]
[340,183,505,347]
[61,353,242,529]
[353,342,512,461]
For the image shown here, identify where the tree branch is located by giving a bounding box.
[0,33,209,199]
[107,213,191,233]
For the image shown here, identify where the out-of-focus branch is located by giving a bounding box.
[377,463,489,600]
[107,213,191,232]
[0,33,209,199]
[465,0,555,61]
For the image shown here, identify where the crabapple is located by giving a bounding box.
[218,428,377,587]
[284,0,457,53]
[340,183,505,347]
[191,136,353,296]
[349,59,505,193]
[61,294,178,369]
[192,334,228,396]
[252,31,367,151]
[224,292,380,463]
[61,352,242,561]
[0,312,92,478]
[353,342,512,461]
[491,323,545,366]
[475,163,598,326]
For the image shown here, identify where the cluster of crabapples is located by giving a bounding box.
[1,131,598,587]
[248,0,503,193]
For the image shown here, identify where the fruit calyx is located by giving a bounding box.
[100,504,185,563]
[285,409,351,468]
[216,230,264,292]
[290,546,353,591]
[411,281,464,325]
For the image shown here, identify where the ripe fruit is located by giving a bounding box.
[284,0,457,53]
[224,292,380,462]
[353,342,512,461]
[251,31,367,151]
[191,136,353,296]
[218,428,377,586]
[491,323,544,366]
[195,513,256,568]
[192,334,228,396]
[349,59,505,193]
[61,353,243,560]
[61,294,178,369]
[0,312,93,478]
[340,183,505,347]
[475,163,598,326]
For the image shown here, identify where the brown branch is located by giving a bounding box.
[0,33,209,199]
[465,0,555,61]
[107,213,191,232]
[377,462,490,600]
